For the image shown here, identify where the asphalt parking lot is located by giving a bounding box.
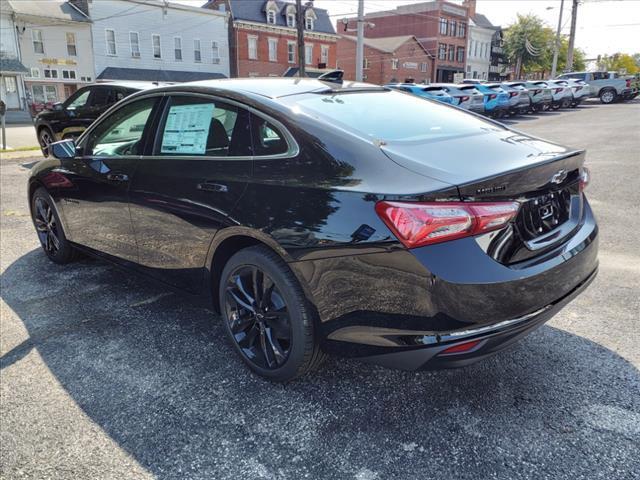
[1,99,639,480]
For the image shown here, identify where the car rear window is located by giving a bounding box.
[292,91,501,143]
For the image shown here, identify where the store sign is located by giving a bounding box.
[403,62,418,70]
[453,72,464,83]
[39,58,77,66]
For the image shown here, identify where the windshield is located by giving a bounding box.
[291,90,501,143]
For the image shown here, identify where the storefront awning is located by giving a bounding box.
[0,57,29,75]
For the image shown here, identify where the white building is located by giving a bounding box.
[463,1,495,81]
[9,0,95,109]
[81,0,230,82]
[0,3,29,119]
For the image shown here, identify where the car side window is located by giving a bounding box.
[157,96,252,157]
[66,89,90,110]
[90,88,115,108]
[250,114,289,157]
[85,97,157,157]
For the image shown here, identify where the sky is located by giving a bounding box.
[177,0,640,58]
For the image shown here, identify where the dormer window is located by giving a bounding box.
[305,16,314,30]
[267,9,276,24]
[287,13,296,27]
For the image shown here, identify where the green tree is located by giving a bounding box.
[597,53,639,74]
[503,14,586,77]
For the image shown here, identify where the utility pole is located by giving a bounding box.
[296,0,305,77]
[355,0,364,81]
[550,0,565,78]
[566,0,579,71]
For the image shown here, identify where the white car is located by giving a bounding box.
[562,79,592,106]
[546,80,574,109]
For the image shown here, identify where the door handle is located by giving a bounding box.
[197,181,228,193]
[106,173,129,182]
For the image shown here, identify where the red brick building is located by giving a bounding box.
[204,0,339,78]
[343,0,469,82]
[337,35,433,85]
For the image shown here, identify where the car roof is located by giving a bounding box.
[171,78,374,99]
[87,81,167,90]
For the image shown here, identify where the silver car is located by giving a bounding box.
[562,79,592,106]
[523,81,553,112]
[430,83,485,113]
[546,80,575,109]
[501,82,531,115]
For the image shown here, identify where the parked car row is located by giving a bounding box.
[386,71,638,120]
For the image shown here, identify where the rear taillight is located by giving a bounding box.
[375,201,520,248]
[575,86,582,91]
[579,166,591,191]
[509,91,518,98]
[489,94,497,100]
[555,88,563,94]
[533,89,540,95]
[460,96,469,102]
[440,340,482,355]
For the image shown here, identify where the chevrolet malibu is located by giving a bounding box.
[29,79,598,382]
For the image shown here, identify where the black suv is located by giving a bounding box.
[34,82,156,156]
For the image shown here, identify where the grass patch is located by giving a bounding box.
[0,146,41,153]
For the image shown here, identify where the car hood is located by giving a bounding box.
[380,127,583,197]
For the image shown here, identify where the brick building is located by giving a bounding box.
[204,0,339,78]
[343,0,469,82]
[337,35,433,85]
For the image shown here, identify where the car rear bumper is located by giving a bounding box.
[291,197,598,370]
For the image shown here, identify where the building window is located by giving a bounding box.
[248,35,258,60]
[32,85,58,103]
[152,34,161,58]
[363,57,369,70]
[44,69,58,79]
[458,22,466,37]
[391,58,399,70]
[212,41,220,64]
[174,37,182,61]
[439,18,447,35]
[32,29,44,54]
[448,45,455,61]
[130,32,140,58]
[457,47,465,63]
[287,41,296,63]
[62,70,77,79]
[66,32,77,56]
[268,38,278,62]
[305,44,313,65]
[305,16,314,30]
[420,62,427,73]
[320,44,329,65]
[474,40,478,57]
[105,29,117,56]
[81,76,92,82]
[438,43,446,60]
[194,39,201,62]
[449,20,456,36]
[4,76,17,93]
[287,13,296,27]
[30,67,40,78]
[267,9,276,24]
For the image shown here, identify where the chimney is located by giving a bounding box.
[68,0,89,17]
[463,0,476,18]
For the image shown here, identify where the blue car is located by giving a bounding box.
[385,84,455,105]
[473,83,510,117]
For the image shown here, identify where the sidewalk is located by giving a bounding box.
[0,124,39,150]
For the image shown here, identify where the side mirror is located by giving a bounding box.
[53,102,64,111]
[50,139,76,160]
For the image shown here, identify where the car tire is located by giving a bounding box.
[31,187,77,264]
[219,245,325,382]
[599,88,617,104]
[560,98,572,108]
[38,127,55,157]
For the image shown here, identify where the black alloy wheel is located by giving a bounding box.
[39,128,54,157]
[219,245,324,381]
[225,265,292,369]
[31,188,76,264]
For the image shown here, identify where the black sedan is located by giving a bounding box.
[29,79,598,382]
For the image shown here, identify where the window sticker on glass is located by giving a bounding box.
[161,103,214,154]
